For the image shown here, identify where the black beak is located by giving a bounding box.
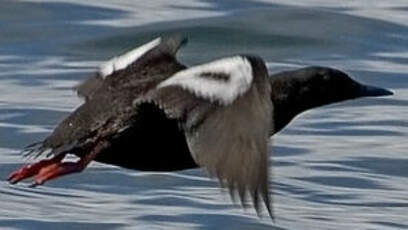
[359,84,393,97]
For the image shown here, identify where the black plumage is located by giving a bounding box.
[9,36,393,219]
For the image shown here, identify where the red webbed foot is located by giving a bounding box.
[30,160,88,187]
[8,141,106,187]
[8,154,65,184]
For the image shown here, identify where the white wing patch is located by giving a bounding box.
[99,37,162,78]
[158,56,253,105]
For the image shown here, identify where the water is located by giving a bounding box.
[1,1,407,229]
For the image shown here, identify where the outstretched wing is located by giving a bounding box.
[146,55,274,217]
[25,35,188,159]
[76,35,187,101]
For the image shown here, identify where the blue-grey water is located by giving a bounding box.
[1,1,407,229]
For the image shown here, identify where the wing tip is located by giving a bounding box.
[263,196,275,222]
[160,34,188,56]
[98,37,162,78]
[98,34,187,78]
[22,141,47,159]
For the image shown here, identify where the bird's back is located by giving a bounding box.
[42,37,188,156]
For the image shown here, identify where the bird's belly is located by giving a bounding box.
[94,105,198,171]
[95,133,198,171]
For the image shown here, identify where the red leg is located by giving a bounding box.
[9,141,108,186]
[31,152,97,187]
[8,154,65,184]
[30,141,107,187]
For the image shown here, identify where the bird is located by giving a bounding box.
[8,36,393,218]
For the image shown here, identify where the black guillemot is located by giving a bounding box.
[8,36,393,218]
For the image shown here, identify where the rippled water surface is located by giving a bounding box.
[1,1,408,229]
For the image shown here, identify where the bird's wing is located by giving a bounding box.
[25,36,187,158]
[76,35,187,101]
[146,55,274,217]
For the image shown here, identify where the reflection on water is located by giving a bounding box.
[1,0,408,230]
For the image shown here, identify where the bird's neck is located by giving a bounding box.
[271,98,306,134]
[269,75,323,134]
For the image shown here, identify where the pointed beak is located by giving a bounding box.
[359,84,393,97]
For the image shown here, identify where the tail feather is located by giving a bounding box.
[22,139,78,160]
[22,141,47,159]
[24,141,43,149]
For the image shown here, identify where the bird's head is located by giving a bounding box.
[269,66,393,132]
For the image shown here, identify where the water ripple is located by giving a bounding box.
[1,1,408,229]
